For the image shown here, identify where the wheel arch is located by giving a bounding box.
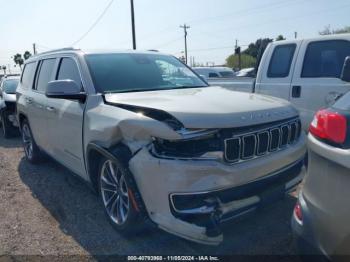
[86,142,148,217]
[86,142,133,192]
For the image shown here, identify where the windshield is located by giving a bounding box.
[86,53,208,93]
[2,79,19,94]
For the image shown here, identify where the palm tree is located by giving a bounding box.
[23,51,32,60]
[13,54,24,70]
[1,65,7,75]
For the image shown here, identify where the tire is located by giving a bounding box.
[98,155,142,233]
[21,119,43,164]
[1,111,13,139]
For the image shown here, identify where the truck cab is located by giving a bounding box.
[255,34,350,130]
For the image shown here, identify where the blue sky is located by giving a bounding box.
[0,0,349,72]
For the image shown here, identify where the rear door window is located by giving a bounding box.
[35,59,56,92]
[302,40,350,78]
[267,44,296,78]
[21,62,37,89]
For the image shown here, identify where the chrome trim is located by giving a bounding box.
[242,134,257,159]
[223,118,300,164]
[257,131,270,156]
[224,137,241,163]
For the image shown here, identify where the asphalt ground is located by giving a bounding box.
[0,135,302,261]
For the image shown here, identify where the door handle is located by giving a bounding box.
[46,106,56,112]
[292,86,301,98]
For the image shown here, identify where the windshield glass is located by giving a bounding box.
[3,79,19,94]
[86,53,208,93]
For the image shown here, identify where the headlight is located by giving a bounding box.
[151,130,223,159]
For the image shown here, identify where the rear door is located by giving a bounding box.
[255,42,301,100]
[291,39,350,129]
[46,56,86,177]
[27,58,57,149]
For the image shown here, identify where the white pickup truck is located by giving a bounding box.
[208,34,350,130]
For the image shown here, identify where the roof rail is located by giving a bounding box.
[35,47,79,56]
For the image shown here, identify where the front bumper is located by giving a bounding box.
[129,134,306,245]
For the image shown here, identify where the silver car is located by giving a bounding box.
[16,48,306,245]
[0,76,20,138]
[292,89,350,259]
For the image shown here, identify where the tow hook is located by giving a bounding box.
[204,198,222,237]
[206,210,222,237]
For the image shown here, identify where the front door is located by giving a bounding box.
[46,57,86,177]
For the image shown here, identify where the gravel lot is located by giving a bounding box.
[0,135,302,260]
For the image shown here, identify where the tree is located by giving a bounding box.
[1,65,6,75]
[276,35,286,41]
[243,38,273,59]
[226,53,256,69]
[23,51,32,60]
[13,54,24,70]
[319,25,350,35]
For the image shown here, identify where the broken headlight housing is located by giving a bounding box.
[151,129,224,159]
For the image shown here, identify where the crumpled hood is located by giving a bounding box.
[104,86,298,129]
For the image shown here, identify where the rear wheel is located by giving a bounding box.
[21,119,43,164]
[98,156,141,233]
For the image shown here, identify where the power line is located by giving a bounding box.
[191,3,350,40]
[187,0,295,25]
[71,0,115,46]
[127,0,303,45]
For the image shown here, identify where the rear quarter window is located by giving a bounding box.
[267,44,296,78]
[21,62,37,89]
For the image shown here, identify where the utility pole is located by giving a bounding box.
[235,39,241,70]
[130,0,137,50]
[180,24,190,64]
[33,43,37,55]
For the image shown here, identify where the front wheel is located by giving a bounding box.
[98,157,141,233]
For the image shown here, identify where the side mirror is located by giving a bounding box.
[46,80,86,102]
[341,56,350,82]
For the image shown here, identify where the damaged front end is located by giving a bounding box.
[91,96,305,245]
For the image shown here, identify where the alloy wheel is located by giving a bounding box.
[100,159,130,225]
[22,124,33,160]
